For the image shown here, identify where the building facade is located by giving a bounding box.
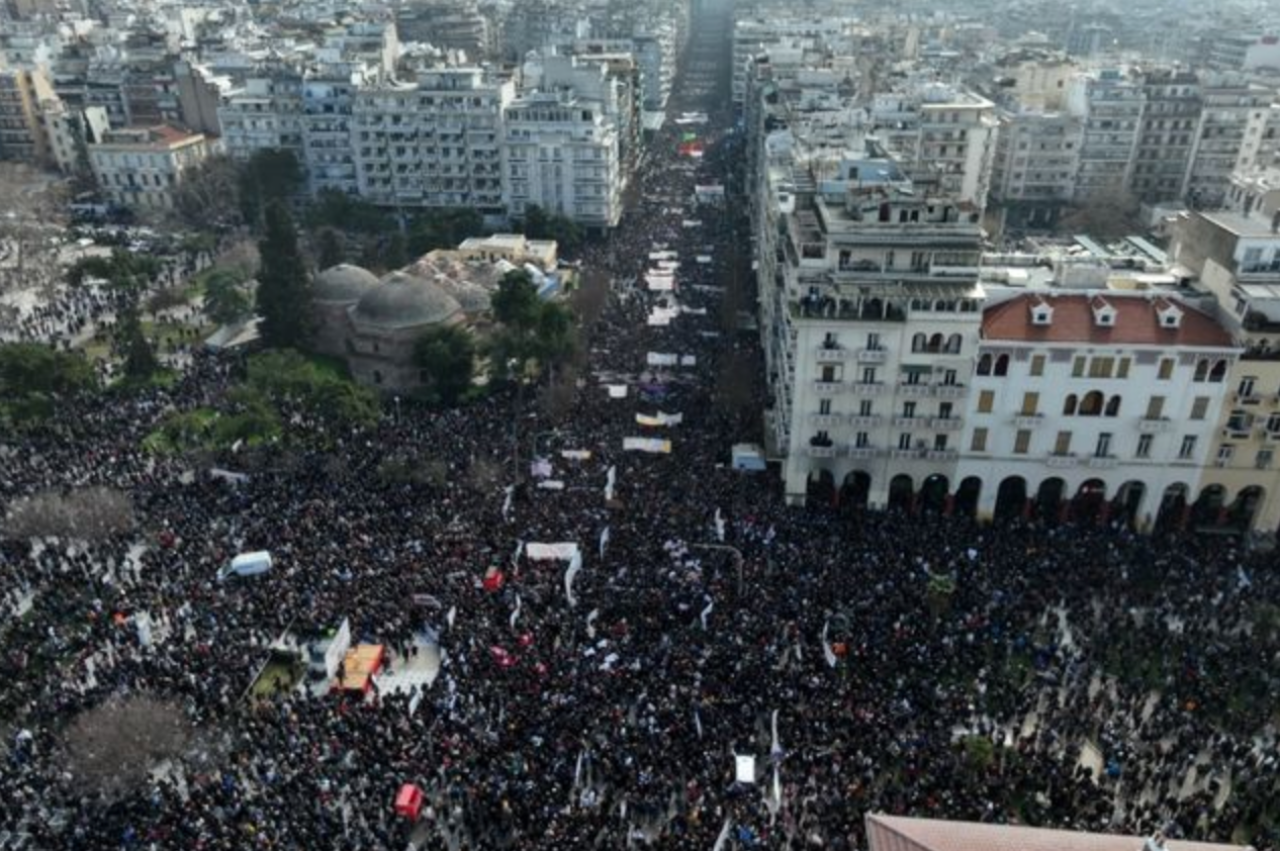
[87,125,211,211]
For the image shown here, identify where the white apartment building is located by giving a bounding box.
[217,73,305,164]
[352,68,512,213]
[1182,80,1275,208]
[1065,69,1143,201]
[301,62,369,196]
[502,92,623,230]
[990,110,1083,230]
[88,124,212,211]
[958,293,1238,528]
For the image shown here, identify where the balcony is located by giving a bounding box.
[892,415,921,428]
[848,415,883,428]
[1046,454,1078,468]
[812,380,844,395]
[927,449,959,461]
[848,447,878,460]
[934,384,967,399]
[1137,417,1174,433]
[815,346,847,363]
[806,444,841,458]
[931,417,963,431]
[856,348,887,364]
[1013,414,1044,428]
[890,448,923,460]
[809,414,844,428]
[898,383,933,398]
[851,382,885,396]
[1087,455,1119,469]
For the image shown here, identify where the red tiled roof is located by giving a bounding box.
[982,293,1233,348]
[866,815,1252,851]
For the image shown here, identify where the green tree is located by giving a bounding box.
[117,308,159,380]
[246,349,379,426]
[0,343,97,424]
[413,324,476,404]
[255,202,314,349]
[405,207,486,255]
[492,269,542,327]
[521,204,582,252]
[316,227,345,269]
[382,231,408,270]
[239,149,305,227]
[67,250,161,293]
[203,269,253,326]
[306,189,392,234]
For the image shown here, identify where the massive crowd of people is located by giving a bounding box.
[2,11,1279,851]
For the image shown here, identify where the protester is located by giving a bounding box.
[1,17,1277,851]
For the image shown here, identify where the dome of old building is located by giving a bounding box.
[351,271,463,329]
[313,264,379,303]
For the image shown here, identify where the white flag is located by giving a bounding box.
[821,619,837,669]
[564,551,583,608]
[700,597,714,631]
[604,465,617,502]
[714,508,726,542]
[502,485,514,522]
[510,594,522,630]
[446,606,456,631]
[586,608,599,639]
[599,526,610,559]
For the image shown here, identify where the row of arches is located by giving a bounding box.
[910,333,963,354]
[992,477,1266,533]
[1063,391,1122,417]
[805,470,1268,533]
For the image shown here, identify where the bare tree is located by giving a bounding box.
[2,486,135,541]
[468,456,504,493]
[62,694,193,802]
[213,239,260,282]
[538,365,579,424]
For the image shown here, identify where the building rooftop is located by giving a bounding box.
[866,816,1254,851]
[1198,210,1280,239]
[982,292,1234,347]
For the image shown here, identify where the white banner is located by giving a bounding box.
[561,450,592,461]
[526,542,581,561]
[636,411,684,427]
[599,526,610,558]
[324,618,352,679]
[537,480,565,490]
[564,551,583,608]
[604,465,617,501]
[734,755,756,784]
[679,355,697,366]
[646,352,679,366]
[606,384,628,399]
[623,437,672,454]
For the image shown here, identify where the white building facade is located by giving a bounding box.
[958,292,1239,528]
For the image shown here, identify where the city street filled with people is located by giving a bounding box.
[2,7,1280,851]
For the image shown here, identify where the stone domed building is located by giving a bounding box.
[312,264,379,357]
[343,270,465,392]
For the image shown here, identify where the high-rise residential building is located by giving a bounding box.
[1128,68,1201,205]
[1182,79,1275,208]
[301,62,368,196]
[1065,68,1144,202]
[990,109,1083,230]
[502,90,623,230]
[218,71,305,164]
[352,67,511,213]
[0,67,50,164]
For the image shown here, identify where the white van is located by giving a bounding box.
[218,551,273,581]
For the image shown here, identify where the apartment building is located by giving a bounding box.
[959,293,1237,530]
[1065,69,1143,202]
[1129,69,1201,205]
[301,62,367,196]
[990,109,1083,230]
[0,67,49,163]
[1182,80,1274,208]
[352,67,511,213]
[502,91,622,230]
[88,125,211,211]
[218,72,305,164]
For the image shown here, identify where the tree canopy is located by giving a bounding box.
[0,342,97,426]
[522,204,583,252]
[487,270,577,383]
[413,324,476,405]
[255,202,314,349]
[245,349,379,427]
[202,269,253,327]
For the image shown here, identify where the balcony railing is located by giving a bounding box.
[1046,453,1078,468]
[1013,414,1043,428]
[848,447,878,459]
[891,415,920,428]
[1137,417,1174,433]
[815,346,847,363]
[809,414,844,428]
[856,348,887,363]
[848,415,883,428]
[851,382,885,396]
[1087,455,1119,469]
[812,380,844,395]
[927,449,959,461]
[931,417,963,431]
[806,444,840,458]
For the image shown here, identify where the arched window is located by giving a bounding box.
[994,354,1010,377]
[1193,359,1209,382]
[928,333,944,353]
[1063,394,1078,416]
[911,333,927,353]
[977,353,993,376]
[1209,359,1227,383]
[945,334,962,354]
[1105,396,1121,417]
[1078,390,1104,416]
